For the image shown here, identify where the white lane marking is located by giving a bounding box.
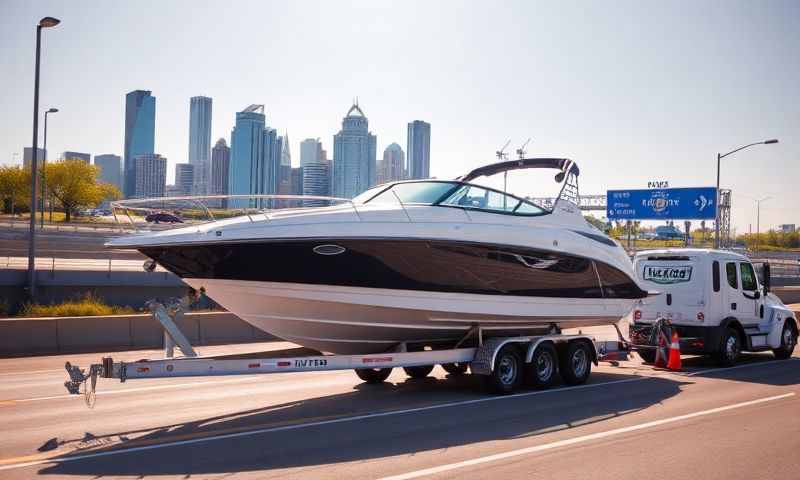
[377,392,796,480]
[0,369,63,377]
[0,376,650,471]
[683,357,799,377]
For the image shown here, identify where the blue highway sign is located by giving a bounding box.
[606,187,717,220]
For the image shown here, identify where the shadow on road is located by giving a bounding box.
[39,369,690,477]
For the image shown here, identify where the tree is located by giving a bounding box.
[44,159,122,222]
[0,166,31,215]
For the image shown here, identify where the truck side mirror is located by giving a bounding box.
[762,263,771,295]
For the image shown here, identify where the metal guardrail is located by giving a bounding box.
[3,256,166,275]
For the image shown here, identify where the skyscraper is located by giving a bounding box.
[61,151,91,163]
[94,154,122,189]
[277,134,292,194]
[211,138,230,196]
[175,163,195,196]
[124,90,156,197]
[229,105,280,200]
[188,96,212,195]
[300,138,331,201]
[378,143,405,184]
[332,101,377,198]
[132,153,166,198]
[407,120,431,180]
[22,147,46,169]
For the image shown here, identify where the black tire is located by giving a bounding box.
[637,348,657,364]
[524,343,558,388]
[441,363,469,375]
[354,368,392,384]
[773,322,797,360]
[403,365,434,379]
[560,341,592,386]
[714,327,740,367]
[485,345,523,394]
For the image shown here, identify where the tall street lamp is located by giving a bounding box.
[27,16,61,300]
[755,196,771,253]
[41,107,58,228]
[715,139,778,249]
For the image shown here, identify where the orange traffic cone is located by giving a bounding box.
[667,330,682,371]
[654,331,668,368]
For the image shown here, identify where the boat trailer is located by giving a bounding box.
[63,299,666,408]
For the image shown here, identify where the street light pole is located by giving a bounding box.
[41,107,58,229]
[714,139,778,249]
[26,16,60,300]
[755,196,771,254]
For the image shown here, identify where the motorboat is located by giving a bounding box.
[107,158,647,354]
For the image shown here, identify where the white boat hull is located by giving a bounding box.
[185,279,635,354]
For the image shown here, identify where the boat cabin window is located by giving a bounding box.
[357,182,457,205]
[440,184,546,215]
[356,180,546,216]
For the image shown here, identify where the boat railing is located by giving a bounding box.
[110,194,364,233]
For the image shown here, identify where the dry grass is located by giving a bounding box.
[20,293,136,318]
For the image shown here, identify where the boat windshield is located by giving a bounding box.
[355,180,547,216]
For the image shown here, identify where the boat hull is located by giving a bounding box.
[183,279,634,354]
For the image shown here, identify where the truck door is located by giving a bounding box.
[738,262,763,323]
[723,262,743,319]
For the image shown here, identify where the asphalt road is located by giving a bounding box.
[0,340,798,479]
[0,225,143,261]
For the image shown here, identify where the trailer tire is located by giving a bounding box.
[561,341,592,386]
[715,327,740,367]
[772,322,797,360]
[525,343,558,388]
[441,363,469,375]
[355,368,393,384]
[485,345,523,394]
[637,348,657,364]
[403,365,434,379]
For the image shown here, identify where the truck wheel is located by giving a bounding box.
[772,322,797,360]
[355,368,393,384]
[715,328,740,367]
[485,345,523,394]
[561,341,592,386]
[637,349,657,364]
[403,365,434,379]
[525,343,558,388]
[441,363,469,375]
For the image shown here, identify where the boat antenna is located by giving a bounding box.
[496,139,511,161]
[516,138,531,159]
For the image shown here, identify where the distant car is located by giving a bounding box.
[145,212,184,224]
[655,225,683,240]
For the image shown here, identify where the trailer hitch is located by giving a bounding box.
[64,362,102,408]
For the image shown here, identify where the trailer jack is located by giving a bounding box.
[64,362,101,408]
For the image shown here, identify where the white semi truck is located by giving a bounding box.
[629,249,798,366]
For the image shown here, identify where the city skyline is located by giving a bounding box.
[1,1,798,231]
[188,95,212,195]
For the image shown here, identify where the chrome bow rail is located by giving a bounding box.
[110,194,357,233]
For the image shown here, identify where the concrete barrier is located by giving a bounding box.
[0,311,275,357]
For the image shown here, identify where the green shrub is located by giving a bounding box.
[19,293,135,318]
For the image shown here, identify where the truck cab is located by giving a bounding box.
[629,249,797,366]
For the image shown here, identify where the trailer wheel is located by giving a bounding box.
[486,345,523,394]
[355,368,393,384]
[772,322,797,360]
[561,341,592,386]
[637,348,657,364]
[403,365,434,379]
[715,327,740,367]
[524,343,558,388]
[441,363,469,375]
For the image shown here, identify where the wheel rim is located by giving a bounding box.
[571,349,588,377]
[498,355,517,385]
[783,327,795,350]
[725,335,739,360]
[536,352,554,381]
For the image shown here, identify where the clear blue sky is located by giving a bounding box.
[1,0,798,232]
